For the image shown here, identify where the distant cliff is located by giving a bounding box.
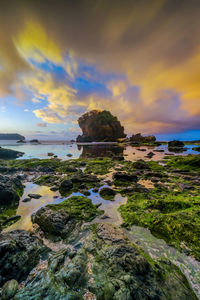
[76,110,126,142]
[0,133,25,140]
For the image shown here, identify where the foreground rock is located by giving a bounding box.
[76,110,126,142]
[31,196,103,239]
[0,175,23,205]
[14,223,197,300]
[0,230,48,286]
[0,148,24,159]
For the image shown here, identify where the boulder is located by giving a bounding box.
[99,187,116,200]
[31,196,102,238]
[0,175,23,205]
[0,230,48,286]
[133,159,150,169]
[76,110,126,142]
[113,172,138,182]
[168,140,184,148]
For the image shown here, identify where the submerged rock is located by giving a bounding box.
[76,110,126,142]
[0,230,48,286]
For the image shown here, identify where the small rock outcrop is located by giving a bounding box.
[168,140,186,153]
[0,148,24,159]
[76,110,126,142]
[129,133,156,144]
[168,140,184,148]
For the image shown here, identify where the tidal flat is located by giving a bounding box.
[0,144,200,299]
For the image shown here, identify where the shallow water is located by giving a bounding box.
[0,140,199,161]
[126,226,200,298]
[6,182,127,231]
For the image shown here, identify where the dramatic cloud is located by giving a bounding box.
[1,0,200,135]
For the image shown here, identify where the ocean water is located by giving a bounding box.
[0,140,199,161]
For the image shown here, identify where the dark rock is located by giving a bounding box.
[0,230,48,286]
[113,172,138,182]
[28,193,41,199]
[50,186,59,191]
[99,187,116,200]
[76,110,126,142]
[154,149,164,152]
[47,152,54,156]
[71,173,99,184]
[30,139,39,143]
[31,206,74,237]
[0,175,23,205]
[0,148,24,159]
[67,154,73,157]
[65,167,78,172]
[1,279,18,300]
[59,179,73,194]
[146,151,155,158]
[22,198,31,202]
[2,215,21,226]
[112,155,124,161]
[168,140,185,148]
[17,140,26,143]
[133,159,150,169]
[192,146,200,152]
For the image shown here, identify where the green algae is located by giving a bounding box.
[119,188,200,260]
[167,154,200,171]
[83,157,115,175]
[47,196,103,222]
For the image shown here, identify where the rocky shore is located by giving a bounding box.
[0,148,200,299]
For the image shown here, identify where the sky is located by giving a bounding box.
[0,0,200,141]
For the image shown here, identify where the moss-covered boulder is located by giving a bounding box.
[31,196,103,239]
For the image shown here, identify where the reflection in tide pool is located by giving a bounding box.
[0,140,199,161]
[6,182,127,231]
[126,226,200,298]
[6,183,64,231]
